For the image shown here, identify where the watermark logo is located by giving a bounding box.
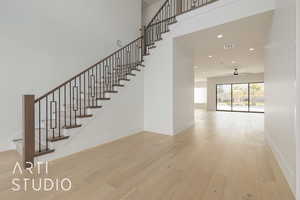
[11,161,72,192]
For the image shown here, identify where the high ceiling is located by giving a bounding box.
[175,11,273,82]
[143,0,162,6]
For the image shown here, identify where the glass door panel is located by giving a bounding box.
[250,83,264,112]
[232,84,249,111]
[217,84,232,111]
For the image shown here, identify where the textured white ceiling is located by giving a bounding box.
[175,11,274,82]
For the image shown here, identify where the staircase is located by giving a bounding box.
[21,0,218,167]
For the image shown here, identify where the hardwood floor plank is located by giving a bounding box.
[0,110,294,200]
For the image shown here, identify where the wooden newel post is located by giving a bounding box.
[176,0,182,15]
[23,95,35,168]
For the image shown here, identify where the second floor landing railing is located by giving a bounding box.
[144,0,218,53]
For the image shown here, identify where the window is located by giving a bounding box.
[216,82,264,113]
[216,84,231,111]
[194,88,207,104]
[249,83,264,112]
[232,84,249,111]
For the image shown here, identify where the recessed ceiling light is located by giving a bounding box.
[217,34,223,39]
[232,61,236,64]
[249,48,255,51]
[208,55,213,58]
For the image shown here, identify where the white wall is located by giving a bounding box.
[143,37,194,135]
[143,38,174,135]
[0,0,142,151]
[173,40,194,134]
[206,73,264,111]
[170,0,275,38]
[264,0,296,195]
[195,81,208,109]
[297,0,300,197]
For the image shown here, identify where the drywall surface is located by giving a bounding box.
[170,0,275,38]
[173,40,194,134]
[143,38,174,135]
[264,0,296,195]
[207,73,264,111]
[0,0,142,151]
[297,0,300,198]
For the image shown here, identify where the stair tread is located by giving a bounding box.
[96,97,111,100]
[104,90,118,93]
[63,124,82,129]
[76,114,93,118]
[126,73,136,76]
[112,84,125,87]
[48,135,70,142]
[86,105,103,109]
[35,148,55,157]
[119,78,130,81]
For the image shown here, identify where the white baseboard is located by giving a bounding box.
[0,131,21,152]
[265,131,296,196]
[0,142,16,152]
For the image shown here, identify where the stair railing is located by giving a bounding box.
[144,0,218,53]
[23,37,143,166]
[22,0,219,167]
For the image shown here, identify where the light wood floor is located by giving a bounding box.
[0,110,295,200]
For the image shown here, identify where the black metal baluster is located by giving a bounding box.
[96,64,98,100]
[46,96,48,150]
[91,68,94,106]
[109,57,112,91]
[84,72,86,114]
[79,76,82,116]
[88,70,90,107]
[73,79,78,124]
[52,92,55,138]
[38,100,41,152]
[58,88,61,137]
[64,85,66,127]
[69,82,71,126]
[99,63,102,98]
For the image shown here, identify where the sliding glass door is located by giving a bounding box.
[249,83,264,112]
[216,84,232,111]
[232,84,249,111]
[216,83,264,113]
